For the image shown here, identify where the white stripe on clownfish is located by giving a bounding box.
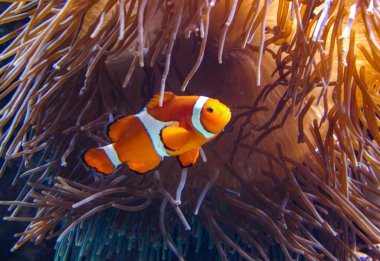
[102,144,121,167]
[136,108,178,158]
[191,96,215,139]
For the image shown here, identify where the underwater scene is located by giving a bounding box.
[1,0,380,260]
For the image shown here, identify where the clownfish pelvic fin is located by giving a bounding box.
[177,148,200,168]
[83,144,121,175]
[160,126,192,151]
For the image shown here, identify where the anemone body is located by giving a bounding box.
[0,0,380,260]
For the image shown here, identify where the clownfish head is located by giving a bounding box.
[191,96,231,139]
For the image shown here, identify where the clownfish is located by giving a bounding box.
[82,92,231,174]
[83,92,231,175]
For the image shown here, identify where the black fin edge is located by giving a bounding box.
[176,156,193,169]
[128,160,163,175]
[160,128,176,152]
[106,115,126,140]
[80,149,111,176]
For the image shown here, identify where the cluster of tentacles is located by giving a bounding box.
[0,0,380,260]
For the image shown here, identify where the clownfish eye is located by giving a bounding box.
[207,107,214,113]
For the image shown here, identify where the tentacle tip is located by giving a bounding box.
[56,236,63,243]
[79,88,87,96]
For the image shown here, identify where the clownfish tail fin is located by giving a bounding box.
[82,144,121,175]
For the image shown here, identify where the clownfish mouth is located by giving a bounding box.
[219,110,232,132]
[222,109,232,125]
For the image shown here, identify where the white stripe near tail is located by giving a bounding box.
[102,144,121,166]
[83,144,121,175]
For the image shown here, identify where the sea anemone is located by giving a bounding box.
[0,0,380,260]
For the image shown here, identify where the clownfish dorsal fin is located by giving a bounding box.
[147,92,175,109]
[107,115,134,142]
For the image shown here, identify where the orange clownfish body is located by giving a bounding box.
[83,92,231,174]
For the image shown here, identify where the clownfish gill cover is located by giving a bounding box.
[0,0,380,260]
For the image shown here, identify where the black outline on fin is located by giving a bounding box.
[106,115,126,140]
[80,149,113,175]
[128,160,163,175]
[159,128,176,152]
[177,156,193,169]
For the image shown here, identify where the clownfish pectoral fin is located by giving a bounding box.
[177,148,200,168]
[83,146,118,175]
[147,92,175,109]
[160,126,191,152]
[107,115,134,142]
[127,159,161,174]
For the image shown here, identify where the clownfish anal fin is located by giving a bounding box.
[177,148,200,168]
[160,126,191,151]
[107,115,134,142]
[128,160,160,174]
[147,92,175,109]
